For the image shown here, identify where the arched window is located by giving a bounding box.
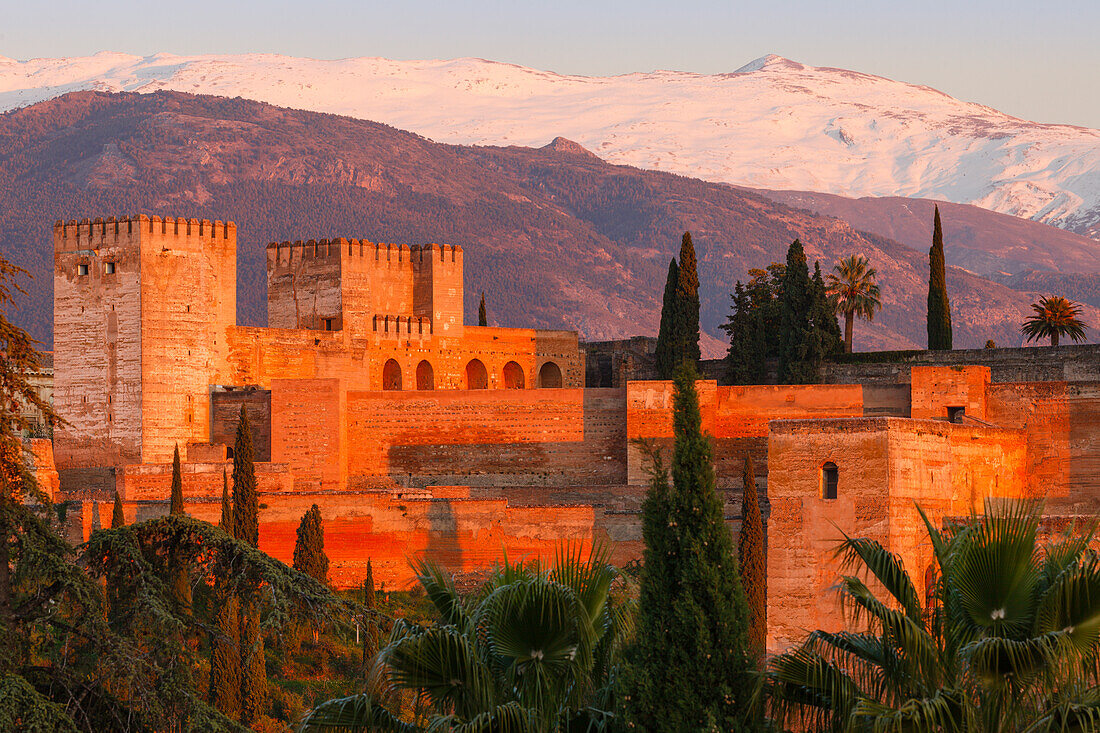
[502,361,525,389]
[821,462,838,500]
[465,359,488,390]
[416,360,435,390]
[538,361,563,388]
[382,359,403,391]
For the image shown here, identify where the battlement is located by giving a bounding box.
[266,238,461,268]
[54,215,236,252]
[372,314,434,337]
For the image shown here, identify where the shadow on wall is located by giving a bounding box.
[424,499,461,572]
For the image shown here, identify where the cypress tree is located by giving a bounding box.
[169,443,184,515]
[232,407,266,723]
[778,239,815,384]
[167,444,192,616]
[209,468,241,717]
[723,281,768,385]
[619,364,756,731]
[674,232,701,369]
[738,456,766,658]
[478,292,487,327]
[811,261,843,360]
[292,504,329,585]
[362,560,379,669]
[111,491,124,528]
[927,205,953,350]
[654,258,680,379]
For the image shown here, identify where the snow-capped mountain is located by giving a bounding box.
[2,51,1099,240]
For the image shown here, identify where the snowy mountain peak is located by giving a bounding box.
[734,54,805,73]
[0,51,1098,240]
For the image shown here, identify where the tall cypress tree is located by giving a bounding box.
[927,205,953,350]
[723,281,768,385]
[232,407,266,724]
[111,491,124,528]
[478,292,487,327]
[170,444,184,515]
[362,560,379,670]
[675,232,701,369]
[619,364,756,731]
[811,261,843,360]
[738,456,766,658]
[654,258,680,379]
[778,240,815,384]
[167,444,192,615]
[293,504,329,585]
[209,468,241,718]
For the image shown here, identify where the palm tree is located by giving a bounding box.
[766,500,1100,732]
[300,545,635,732]
[1022,296,1087,347]
[826,255,882,353]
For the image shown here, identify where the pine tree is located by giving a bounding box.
[738,456,766,658]
[927,205,953,350]
[478,292,487,326]
[111,491,124,528]
[209,467,241,718]
[232,407,266,723]
[654,258,680,379]
[293,504,329,585]
[619,364,756,731]
[723,281,768,385]
[674,232,701,369]
[169,443,184,515]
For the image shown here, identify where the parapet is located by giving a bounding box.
[54,215,237,252]
[266,238,462,268]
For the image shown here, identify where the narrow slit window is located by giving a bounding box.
[822,462,839,500]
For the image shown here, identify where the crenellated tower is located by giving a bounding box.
[266,238,464,337]
[53,215,236,469]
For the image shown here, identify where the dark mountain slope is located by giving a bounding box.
[0,91,1085,352]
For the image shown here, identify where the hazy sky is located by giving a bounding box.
[4,0,1098,128]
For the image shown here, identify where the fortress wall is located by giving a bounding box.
[910,366,990,420]
[171,490,638,589]
[210,387,272,461]
[625,380,863,487]
[344,388,627,487]
[988,381,1100,511]
[111,460,293,502]
[766,417,1027,652]
[271,378,347,491]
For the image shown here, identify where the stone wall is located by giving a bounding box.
[823,344,1100,386]
[210,386,272,461]
[910,366,991,421]
[766,417,1027,652]
[344,387,627,488]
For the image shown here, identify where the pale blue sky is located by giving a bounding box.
[3,0,1098,128]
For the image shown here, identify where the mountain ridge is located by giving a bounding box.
[2,51,1098,240]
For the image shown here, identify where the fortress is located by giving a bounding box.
[38,214,1100,653]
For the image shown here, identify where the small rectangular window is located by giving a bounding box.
[323,318,334,331]
[77,264,89,276]
[105,262,116,274]
[947,406,966,423]
[822,462,839,500]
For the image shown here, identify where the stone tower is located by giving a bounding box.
[266,238,464,337]
[53,216,236,469]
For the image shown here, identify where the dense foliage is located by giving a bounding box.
[1021,295,1088,347]
[478,292,487,327]
[928,205,953,350]
[619,364,758,731]
[722,264,783,384]
[654,258,680,379]
[293,504,330,586]
[300,545,635,732]
[768,500,1100,731]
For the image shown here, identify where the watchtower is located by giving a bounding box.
[265,238,464,337]
[53,216,236,469]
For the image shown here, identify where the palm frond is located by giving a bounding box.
[835,533,923,622]
[298,693,417,732]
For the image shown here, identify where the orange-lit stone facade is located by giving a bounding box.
[43,216,1100,651]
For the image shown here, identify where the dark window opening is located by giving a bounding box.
[77,264,88,276]
[105,262,115,274]
[323,318,334,331]
[822,462,839,500]
[947,406,966,423]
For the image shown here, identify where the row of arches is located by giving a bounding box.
[381,359,562,390]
